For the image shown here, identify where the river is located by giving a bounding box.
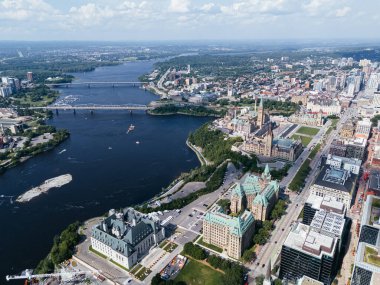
[0,61,210,281]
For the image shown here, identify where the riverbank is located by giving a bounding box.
[148,104,224,117]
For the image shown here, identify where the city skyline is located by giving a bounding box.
[0,0,379,41]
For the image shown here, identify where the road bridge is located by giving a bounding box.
[28,104,152,111]
[46,81,148,88]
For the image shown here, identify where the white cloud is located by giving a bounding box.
[69,3,115,26]
[169,0,190,13]
[200,3,215,12]
[336,6,351,17]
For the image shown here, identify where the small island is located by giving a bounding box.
[16,174,73,203]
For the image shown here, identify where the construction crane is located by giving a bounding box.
[6,269,90,282]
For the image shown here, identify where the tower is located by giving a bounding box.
[262,164,272,183]
[257,96,265,128]
[263,260,273,285]
[265,123,273,157]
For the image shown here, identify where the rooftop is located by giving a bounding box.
[314,166,356,194]
[361,195,380,229]
[310,210,345,238]
[284,222,337,258]
[297,276,324,285]
[306,194,345,214]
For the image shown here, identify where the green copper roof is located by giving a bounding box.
[204,210,254,237]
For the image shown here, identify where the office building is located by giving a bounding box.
[91,208,165,269]
[325,154,362,175]
[203,209,255,259]
[27,72,33,82]
[310,166,358,210]
[279,223,340,285]
[355,119,372,140]
[346,138,367,160]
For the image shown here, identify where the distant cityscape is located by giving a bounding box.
[1,41,380,285]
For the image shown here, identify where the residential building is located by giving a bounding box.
[91,208,165,270]
[310,166,358,210]
[27,71,33,82]
[203,208,255,259]
[230,165,279,221]
[325,154,362,175]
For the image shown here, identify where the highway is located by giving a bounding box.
[248,106,357,282]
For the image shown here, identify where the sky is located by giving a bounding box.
[0,0,379,41]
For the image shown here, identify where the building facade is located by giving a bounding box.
[91,208,165,269]
[230,165,280,221]
[203,209,255,259]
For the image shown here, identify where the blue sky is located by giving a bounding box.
[0,0,379,41]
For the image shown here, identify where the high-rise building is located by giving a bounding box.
[351,195,380,285]
[279,222,341,285]
[27,71,33,82]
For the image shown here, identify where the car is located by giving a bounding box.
[262,264,265,268]
[126,278,133,284]
[274,241,277,244]
[203,204,208,207]
[188,214,193,217]
[282,228,285,231]
[256,262,259,266]
[243,274,248,281]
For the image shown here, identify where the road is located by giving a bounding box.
[249,106,357,281]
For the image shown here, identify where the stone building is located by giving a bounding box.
[91,208,165,269]
[203,209,255,259]
[230,165,280,221]
[288,110,324,127]
[340,121,356,139]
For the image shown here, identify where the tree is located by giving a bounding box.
[183,243,207,260]
[255,275,265,285]
[242,249,256,263]
[274,279,283,285]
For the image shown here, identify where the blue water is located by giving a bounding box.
[0,61,209,281]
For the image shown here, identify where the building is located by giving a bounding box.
[358,195,380,246]
[303,193,346,226]
[230,165,279,221]
[340,121,356,139]
[346,138,367,160]
[242,124,273,157]
[351,195,380,285]
[355,119,372,140]
[297,276,324,285]
[279,222,341,285]
[0,87,12,97]
[203,208,255,259]
[310,166,358,210]
[367,173,380,197]
[288,111,324,127]
[291,94,308,106]
[91,208,165,270]
[27,72,33,82]
[325,154,362,175]
[307,98,342,115]
[329,139,347,157]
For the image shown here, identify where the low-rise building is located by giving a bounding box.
[91,208,165,270]
[329,139,347,157]
[325,154,362,175]
[288,111,324,127]
[307,98,342,115]
[346,137,367,160]
[203,208,255,259]
[340,121,356,139]
[310,166,358,210]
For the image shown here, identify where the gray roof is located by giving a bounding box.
[314,166,357,194]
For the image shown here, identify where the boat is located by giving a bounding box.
[127,124,135,134]
[108,146,112,150]
[136,141,140,144]
[58,149,66,154]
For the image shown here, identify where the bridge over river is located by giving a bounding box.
[45,81,148,88]
[28,104,152,111]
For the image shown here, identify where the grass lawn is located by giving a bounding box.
[296,126,320,136]
[291,134,312,147]
[198,238,223,253]
[364,246,380,266]
[163,242,178,253]
[159,240,169,249]
[135,266,152,281]
[174,259,224,285]
[12,95,57,107]
[89,246,107,259]
[130,264,143,275]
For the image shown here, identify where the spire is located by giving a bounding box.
[259,96,264,108]
[264,164,270,176]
